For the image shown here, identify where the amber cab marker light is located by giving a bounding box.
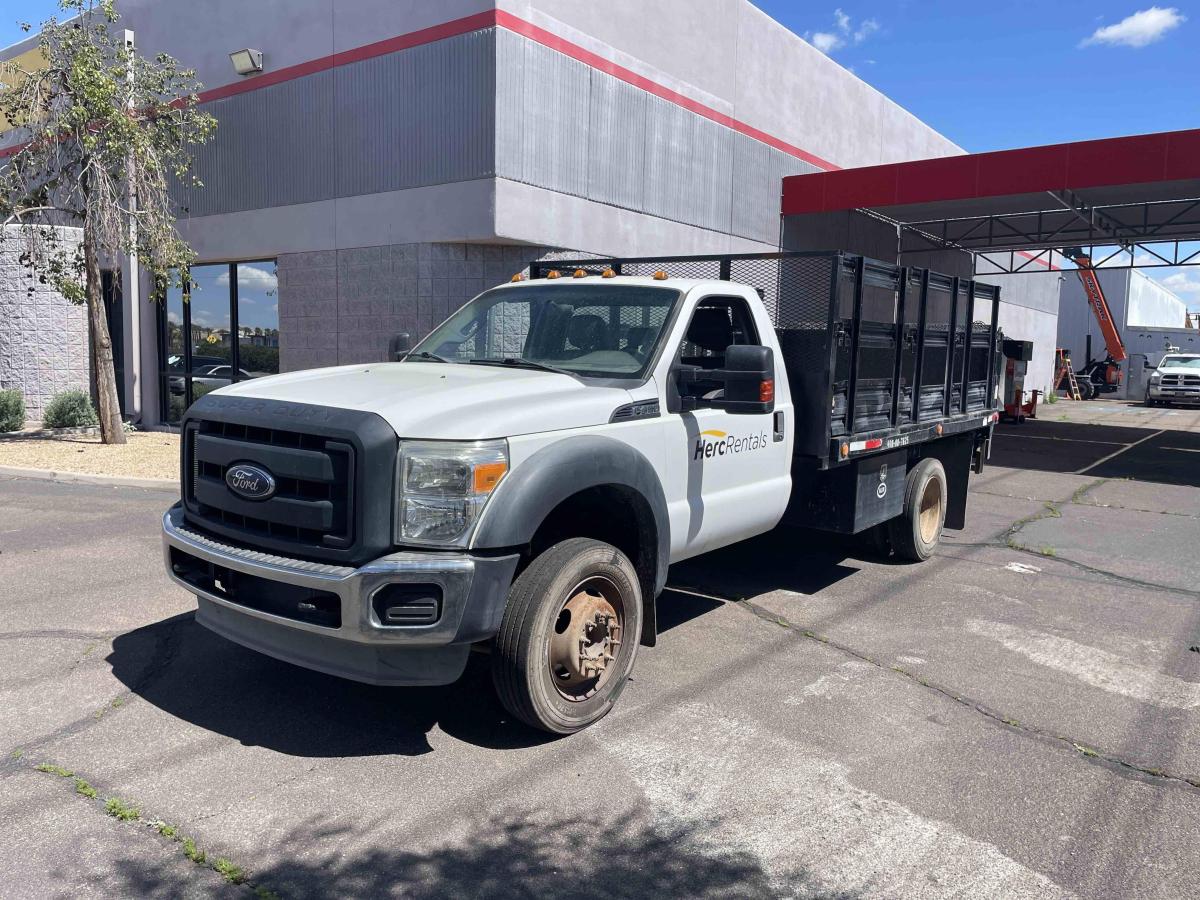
[601,268,616,278]
[573,268,588,278]
[546,269,561,279]
[510,273,525,282]
[652,270,669,280]
[759,379,775,403]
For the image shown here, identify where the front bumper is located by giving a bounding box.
[1148,383,1200,403]
[162,505,519,686]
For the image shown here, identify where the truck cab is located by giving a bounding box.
[164,254,998,734]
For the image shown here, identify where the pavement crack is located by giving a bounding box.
[24,759,280,898]
[731,596,1200,794]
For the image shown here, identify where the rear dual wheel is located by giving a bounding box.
[492,538,642,734]
[888,458,947,562]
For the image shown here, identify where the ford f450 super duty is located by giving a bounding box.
[163,251,1001,733]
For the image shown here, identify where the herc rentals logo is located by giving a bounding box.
[693,429,770,460]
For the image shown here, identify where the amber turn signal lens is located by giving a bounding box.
[473,461,508,493]
[759,379,775,403]
[652,270,668,280]
[840,443,849,459]
[510,273,524,282]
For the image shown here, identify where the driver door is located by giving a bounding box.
[657,294,791,561]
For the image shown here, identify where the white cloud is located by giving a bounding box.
[806,8,880,56]
[1081,6,1185,48]
[1160,270,1200,296]
[809,30,844,54]
[854,18,880,43]
[214,265,278,295]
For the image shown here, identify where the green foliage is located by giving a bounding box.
[182,837,206,864]
[104,796,139,821]
[167,380,214,423]
[42,389,99,428]
[213,858,246,885]
[0,0,217,294]
[35,763,73,777]
[157,823,177,839]
[0,389,25,432]
[73,777,97,799]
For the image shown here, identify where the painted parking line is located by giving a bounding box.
[1078,430,1165,475]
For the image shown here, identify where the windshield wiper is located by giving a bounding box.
[405,350,450,363]
[469,357,573,376]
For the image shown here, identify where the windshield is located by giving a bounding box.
[1160,356,1200,369]
[409,284,680,379]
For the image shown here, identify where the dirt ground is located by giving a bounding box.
[0,431,179,480]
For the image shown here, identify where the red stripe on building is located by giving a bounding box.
[188,9,840,172]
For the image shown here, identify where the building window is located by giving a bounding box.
[158,260,278,424]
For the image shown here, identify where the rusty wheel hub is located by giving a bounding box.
[548,581,623,701]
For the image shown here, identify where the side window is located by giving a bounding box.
[679,297,759,370]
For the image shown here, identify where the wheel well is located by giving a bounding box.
[526,484,658,601]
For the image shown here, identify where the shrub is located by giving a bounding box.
[42,390,99,429]
[0,389,25,432]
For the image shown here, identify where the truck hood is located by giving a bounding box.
[213,362,634,439]
[1155,365,1200,375]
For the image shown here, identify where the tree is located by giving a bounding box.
[0,0,215,442]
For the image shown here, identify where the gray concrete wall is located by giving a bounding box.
[0,227,89,424]
[277,242,562,370]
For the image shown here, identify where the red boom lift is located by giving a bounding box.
[1059,248,1128,400]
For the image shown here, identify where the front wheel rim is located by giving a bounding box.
[547,575,625,702]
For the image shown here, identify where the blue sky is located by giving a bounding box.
[758,2,1194,151]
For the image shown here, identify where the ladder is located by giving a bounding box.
[1055,349,1082,400]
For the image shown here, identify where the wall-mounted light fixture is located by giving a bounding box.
[229,48,263,76]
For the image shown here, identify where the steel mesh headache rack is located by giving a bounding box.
[530,252,1001,464]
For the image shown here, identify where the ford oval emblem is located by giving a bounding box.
[225,463,276,501]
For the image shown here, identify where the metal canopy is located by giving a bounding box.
[781,128,1200,274]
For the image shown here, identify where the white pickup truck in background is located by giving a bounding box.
[1145,352,1200,406]
[163,251,1001,733]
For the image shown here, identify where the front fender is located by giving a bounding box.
[472,435,671,596]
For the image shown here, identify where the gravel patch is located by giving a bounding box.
[0,431,179,480]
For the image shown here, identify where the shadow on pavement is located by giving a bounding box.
[111,810,854,900]
[666,526,864,603]
[991,419,1200,486]
[107,614,553,757]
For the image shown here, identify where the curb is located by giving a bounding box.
[0,465,176,491]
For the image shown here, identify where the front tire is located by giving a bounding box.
[492,538,642,734]
[888,458,947,562]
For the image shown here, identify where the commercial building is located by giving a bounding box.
[1058,267,1194,372]
[1,0,1062,425]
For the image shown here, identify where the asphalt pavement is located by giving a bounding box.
[1,398,1198,899]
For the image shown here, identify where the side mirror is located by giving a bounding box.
[676,345,775,415]
[715,345,775,414]
[390,333,411,360]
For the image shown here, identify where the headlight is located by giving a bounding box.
[1150,371,1163,383]
[396,439,508,547]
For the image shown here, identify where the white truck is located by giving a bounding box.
[163,251,1002,733]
